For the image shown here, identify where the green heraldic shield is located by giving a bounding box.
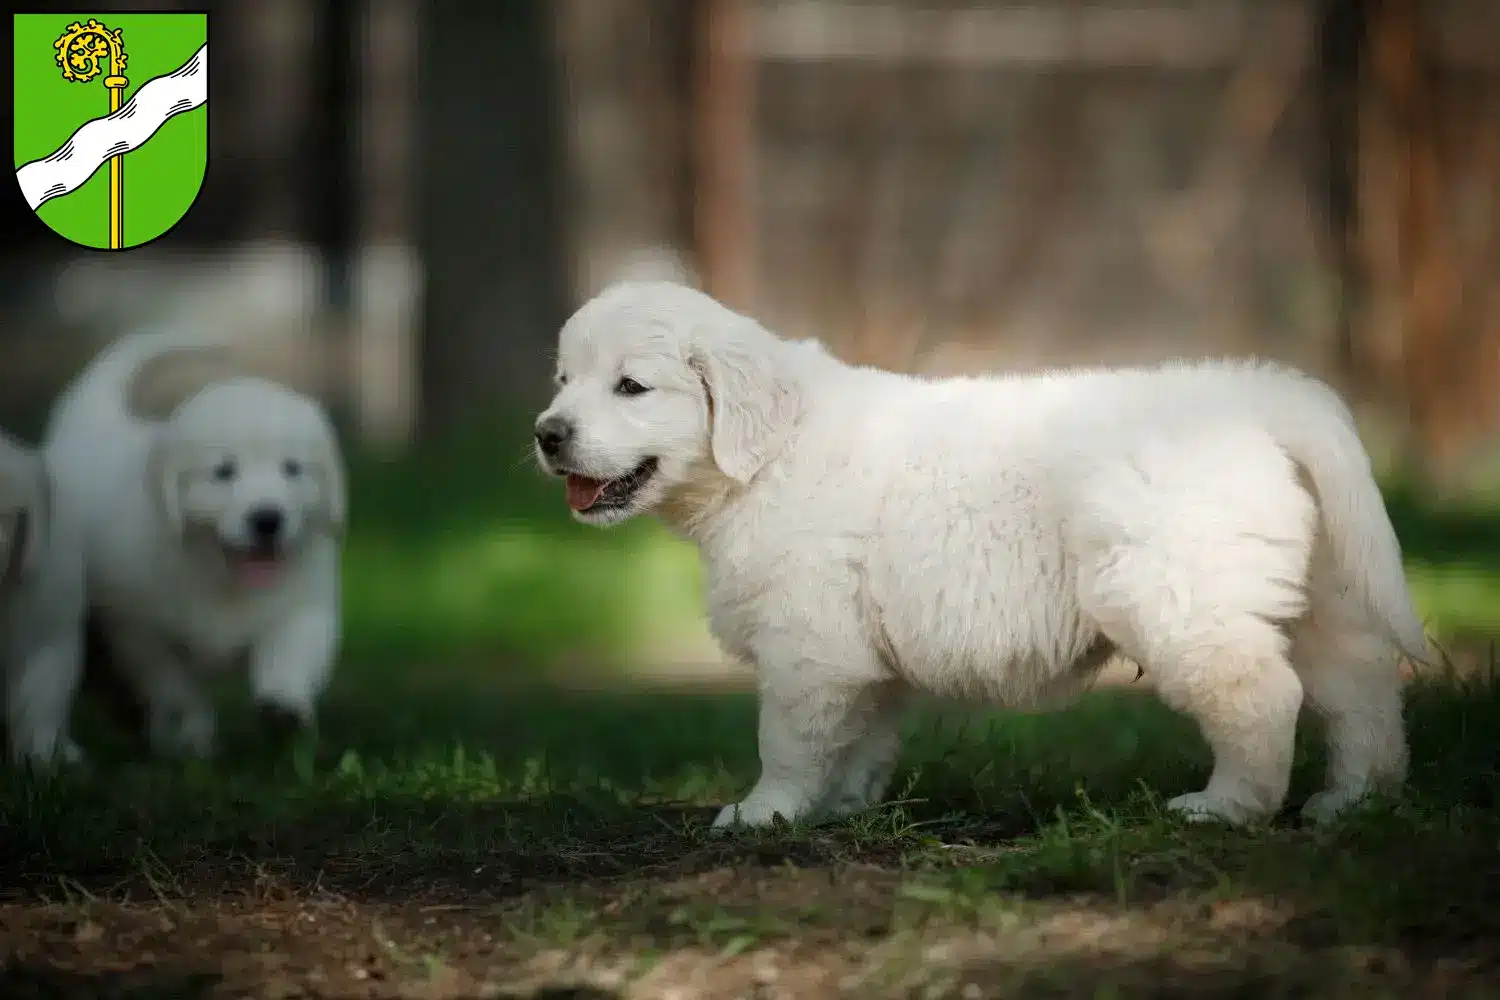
[13,12,208,250]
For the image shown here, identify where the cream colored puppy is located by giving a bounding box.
[0,430,87,767]
[535,281,1428,829]
[43,331,346,758]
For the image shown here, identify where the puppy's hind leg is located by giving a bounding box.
[1146,630,1304,825]
[823,682,909,819]
[1071,429,1316,826]
[1291,547,1410,824]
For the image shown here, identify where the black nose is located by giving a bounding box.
[247,506,285,542]
[534,415,573,458]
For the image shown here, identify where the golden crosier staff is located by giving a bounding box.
[53,20,129,249]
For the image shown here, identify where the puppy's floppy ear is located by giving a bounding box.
[308,428,348,539]
[689,317,801,484]
[0,439,51,588]
[145,433,188,534]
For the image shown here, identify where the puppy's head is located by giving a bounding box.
[0,433,50,593]
[533,281,802,527]
[147,377,346,589]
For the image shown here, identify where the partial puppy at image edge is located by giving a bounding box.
[0,428,88,769]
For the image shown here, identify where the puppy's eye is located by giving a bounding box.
[211,459,237,483]
[555,373,568,387]
[282,459,303,479]
[615,377,650,396]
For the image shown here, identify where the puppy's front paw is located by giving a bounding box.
[54,737,86,768]
[1165,790,1261,827]
[10,735,87,773]
[711,803,751,831]
[710,788,804,831]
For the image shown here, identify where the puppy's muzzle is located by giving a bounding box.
[534,415,574,463]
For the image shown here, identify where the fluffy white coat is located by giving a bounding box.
[535,281,1428,828]
[43,331,346,758]
[0,429,88,766]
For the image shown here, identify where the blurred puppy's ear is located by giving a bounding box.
[309,431,348,539]
[145,434,188,535]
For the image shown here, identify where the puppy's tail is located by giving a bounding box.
[75,327,245,424]
[1255,368,1430,663]
[73,327,227,391]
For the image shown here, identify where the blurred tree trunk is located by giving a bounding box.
[1329,0,1500,481]
[416,0,570,440]
[351,0,421,450]
[231,0,315,241]
[1363,0,1463,471]
[554,0,695,299]
[692,0,757,311]
[1315,0,1367,396]
[311,0,356,318]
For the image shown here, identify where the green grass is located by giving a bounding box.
[4,673,1500,995]
[1385,481,1500,639]
[4,436,1500,996]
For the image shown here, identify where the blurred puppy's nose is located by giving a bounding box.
[534,415,574,459]
[247,505,285,543]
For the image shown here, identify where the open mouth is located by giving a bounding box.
[565,458,659,514]
[221,542,286,587]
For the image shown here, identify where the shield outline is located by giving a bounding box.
[11,9,209,251]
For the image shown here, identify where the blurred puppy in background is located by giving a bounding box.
[43,331,346,758]
[0,429,87,768]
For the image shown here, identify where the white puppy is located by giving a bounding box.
[0,430,88,767]
[535,281,1429,829]
[43,331,346,758]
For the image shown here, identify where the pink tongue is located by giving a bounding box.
[566,474,607,512]
[237,558,281,587]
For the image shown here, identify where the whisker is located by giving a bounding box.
[510,442,543,474]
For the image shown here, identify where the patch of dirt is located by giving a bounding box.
[3,865,1496,1000]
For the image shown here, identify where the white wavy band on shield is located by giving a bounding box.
[15,42,208,212]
